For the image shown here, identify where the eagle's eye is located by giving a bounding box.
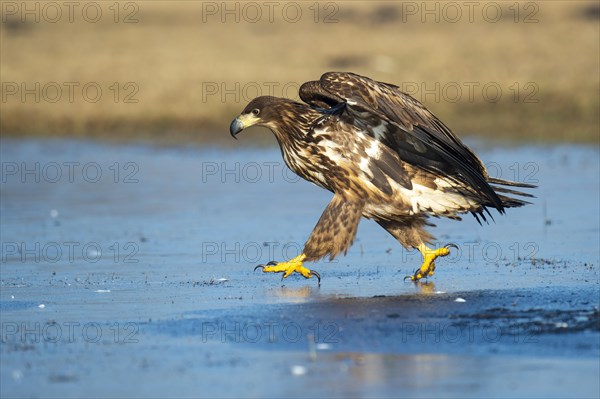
[251,108,260,116]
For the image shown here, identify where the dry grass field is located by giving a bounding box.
[1,1,598,143]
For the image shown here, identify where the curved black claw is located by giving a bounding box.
[254,261,278,273]
[403,271,423,282]
[280,269,321,286]
[310,270,321,286]
[254,265,264,272]
[444,243,459,250]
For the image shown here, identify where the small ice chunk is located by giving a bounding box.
[216,278,228,282]
[454,298,466,303]
[316,343,331,350]
[95,289,111,293]
[11,295,15,299]
[87,248,100,258]
[554,322,568,328]
[50,209,59,218]
[11,370,23,381]
[38,304,46,308]
[291,365,307,376]
[435,291,446,294]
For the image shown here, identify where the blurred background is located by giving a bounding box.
[1,0,598,144]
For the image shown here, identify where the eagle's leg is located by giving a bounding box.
[254,194,363,286]
[254,254,321,284]
[405,243,458,282]
[376,218,457,282]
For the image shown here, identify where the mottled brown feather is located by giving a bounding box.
[234,73,535,263]
[303,194,365,261]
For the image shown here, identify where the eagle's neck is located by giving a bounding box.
[266,103,333,190]
[266,102,319,151]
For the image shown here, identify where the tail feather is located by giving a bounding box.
[497,194,532,207]
[488,177,536,209]
[493,186,535,198]
[488,177,537,188]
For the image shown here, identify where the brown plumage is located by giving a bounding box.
[230,72,535,280]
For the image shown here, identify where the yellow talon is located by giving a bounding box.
[254,254,321,284]
[405,243,457,282]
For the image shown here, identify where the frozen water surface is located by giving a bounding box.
[1,138,598,398]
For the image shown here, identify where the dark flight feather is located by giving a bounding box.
[301,72,515,218]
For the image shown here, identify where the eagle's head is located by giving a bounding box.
[230,96,296,139]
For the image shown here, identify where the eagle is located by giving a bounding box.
[230,72,534,283]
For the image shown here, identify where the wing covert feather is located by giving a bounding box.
[314,72,503,212]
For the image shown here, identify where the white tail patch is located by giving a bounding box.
[401,183,476,215]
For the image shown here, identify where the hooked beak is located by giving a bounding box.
[230,117,244,139]
[229,113,260,139]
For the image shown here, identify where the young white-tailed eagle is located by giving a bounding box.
[230,72,534,283]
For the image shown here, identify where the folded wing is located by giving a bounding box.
[300,72,507,215]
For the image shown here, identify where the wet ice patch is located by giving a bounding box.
[291,365,307,376]
[11,370,23,381]
[86,248,100,258]
[94,289,111,293]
